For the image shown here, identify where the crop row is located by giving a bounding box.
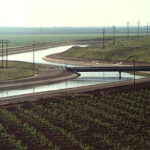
[0,123,27,150]
[16,105,92,150]
[29,103,131,150]
[45,101,148,149]
[0,109,59,150]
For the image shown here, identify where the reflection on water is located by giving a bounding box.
[0,72,142,98]
[0,45,143,98]
[7,45,86,66]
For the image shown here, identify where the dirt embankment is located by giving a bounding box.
[1,77,150,107]
[45,53,150,67]
[0,41,150,106]
[0,69,78,91]
[0,41,85,90]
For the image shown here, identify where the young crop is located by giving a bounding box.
[16,106,92,150]
[0,108,59,150]
[0,123,27,150]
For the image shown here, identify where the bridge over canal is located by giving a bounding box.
[66,66,150,79]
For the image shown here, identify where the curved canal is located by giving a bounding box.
[0,45,142,98]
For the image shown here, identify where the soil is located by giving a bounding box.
[1,79,150,149]
[0,41,150,150]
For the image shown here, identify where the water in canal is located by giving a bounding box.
[0,45,142,98]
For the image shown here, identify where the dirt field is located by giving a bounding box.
[1,78,150,150]
[1,42,150,149]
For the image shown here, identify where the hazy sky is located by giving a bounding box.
[0,0,149,27]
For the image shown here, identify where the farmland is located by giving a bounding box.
[0,27,150,150]
[63,36,150,63]
[0,26,147,47]
[0,33,101,47]
[0,83,150,150]
[0,61,43,81]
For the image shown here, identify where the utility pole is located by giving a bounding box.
[147,23,149,39]
[33,44,35,70]
[1,40,4,68]
[113,26,116,45]
[127,22,130,40]
[5,40,9,68]
[0,40,9,68]
[138,21,140,38]
[133,60,135,85]
[0,40,1,68]
[102,29,105,49]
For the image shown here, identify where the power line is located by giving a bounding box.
[133,60,136,85]
[1,40,4,68]
[0,40,10,68]
[113,26,116,45]
[127,22,130,40]
[147,23,149,39]
[33,44,35,70]
[5,40,10,68]
[138,21,140,38]
[102,29,105,49]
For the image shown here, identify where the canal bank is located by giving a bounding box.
[0,70,78,90]
[1,77,150,106]
[0,44,142,101]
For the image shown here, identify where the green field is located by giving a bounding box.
[0,34,102,47]
[0,61,42,81]
[0,26,148,48]
[63,36,150,63]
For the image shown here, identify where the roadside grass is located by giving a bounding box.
[63,36,150,63]
[0,61,42,81]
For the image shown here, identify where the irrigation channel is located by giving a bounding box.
[0,45,142,98]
